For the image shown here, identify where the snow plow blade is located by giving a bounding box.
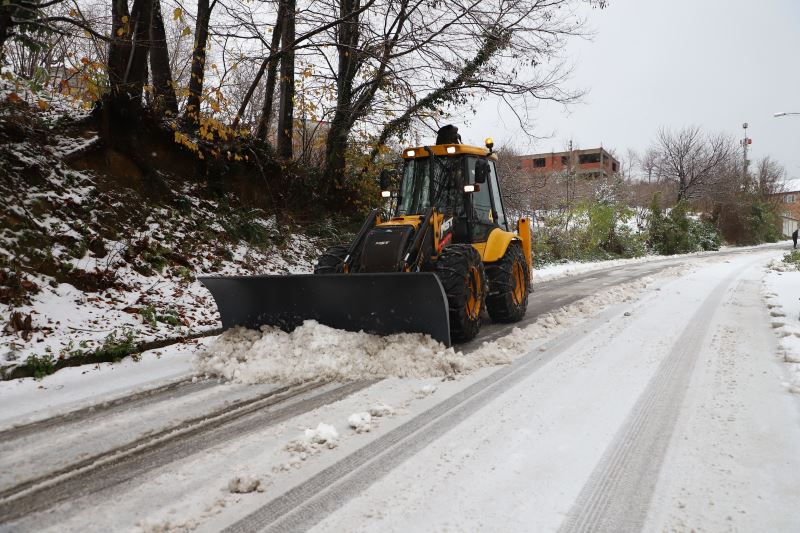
[199,272,452,346]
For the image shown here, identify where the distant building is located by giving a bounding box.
[771,190,800,236]
[519,147,620,180]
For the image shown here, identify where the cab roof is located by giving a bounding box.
[401,144,498,161]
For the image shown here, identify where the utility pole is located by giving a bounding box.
[741,122,751,183]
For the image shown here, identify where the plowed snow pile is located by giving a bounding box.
[196,321,467,383]
[196,275,659,384]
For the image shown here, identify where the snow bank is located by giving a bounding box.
[196,321,465,383]
[197,274,656,384]
[763,257,800,394]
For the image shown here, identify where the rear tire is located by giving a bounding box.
[485,243,530,323]
[434,244,487,342]
[314,244,349,274]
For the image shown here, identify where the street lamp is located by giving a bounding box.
[774,112,800,117]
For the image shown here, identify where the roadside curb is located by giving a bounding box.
[0,328,222,381]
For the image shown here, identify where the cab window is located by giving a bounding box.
[466,157,496,242]
[488,161,508,230]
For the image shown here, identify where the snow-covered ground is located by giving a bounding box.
[532,240,783,282]
[4,247,799,533]
[763,253,800,394]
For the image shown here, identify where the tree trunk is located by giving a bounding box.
[108,0,132,100]
[185,0,212,129]
[276,0,295,159]
[149,0,178,114]
[125,0,152,103]
[256,0,286,141]
[677,177,687,202]
[322,0,361,184]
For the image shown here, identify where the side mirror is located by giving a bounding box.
[475,159,489,184]
[379,168,396,192]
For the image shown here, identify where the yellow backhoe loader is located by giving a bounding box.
[200,125,532,346]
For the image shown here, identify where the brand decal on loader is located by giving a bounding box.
[441,217,453,233]
[374,240,391,246]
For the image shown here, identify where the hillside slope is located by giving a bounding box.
[0,80,323,377]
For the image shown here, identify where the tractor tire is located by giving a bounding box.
[485,243,530,323]
[434,244,487,342]
[314,244,349,274]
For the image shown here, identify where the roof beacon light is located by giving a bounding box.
[485,137,494,154]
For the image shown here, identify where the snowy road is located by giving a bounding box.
[2,245,799,532]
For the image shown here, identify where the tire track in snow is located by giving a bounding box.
[220,303,631,533]
[0,376,213,442]
[0,380,374,525]
[559,259,757,533]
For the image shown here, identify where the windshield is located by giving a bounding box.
[396,156,464,216]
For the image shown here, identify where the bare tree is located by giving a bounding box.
[640,147,659,184]
[653,126,735,202]
[753,156,786,197]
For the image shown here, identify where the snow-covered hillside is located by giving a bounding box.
[0,80,322,377]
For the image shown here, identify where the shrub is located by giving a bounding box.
[531,200,647,266]
[745,197,782,244]
[141,305,157,326]
[648,195,720,255]
[784,250,800,268]
[716,194,782,245]
[25,353,56,379]
[690,219,721,251]
[96,328,137,362]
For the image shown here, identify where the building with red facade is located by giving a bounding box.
[519,148,620,179]
[769,190,800,236]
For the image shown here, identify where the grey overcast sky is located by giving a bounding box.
[457,0,800,183]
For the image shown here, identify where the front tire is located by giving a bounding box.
[314,244,349,274]
[485,243,530,323]
[434,244,487,342]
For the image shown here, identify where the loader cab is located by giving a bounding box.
[397,147,508,244]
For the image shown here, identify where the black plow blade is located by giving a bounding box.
[199,273,452,346]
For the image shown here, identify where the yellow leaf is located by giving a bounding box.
[182,27,191,37]
[209,101,220,113]
[116,27,125,36]
[37,100,49,111]
[69,9,78,17]
[173,8,182,20]
[121,15,129,23]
